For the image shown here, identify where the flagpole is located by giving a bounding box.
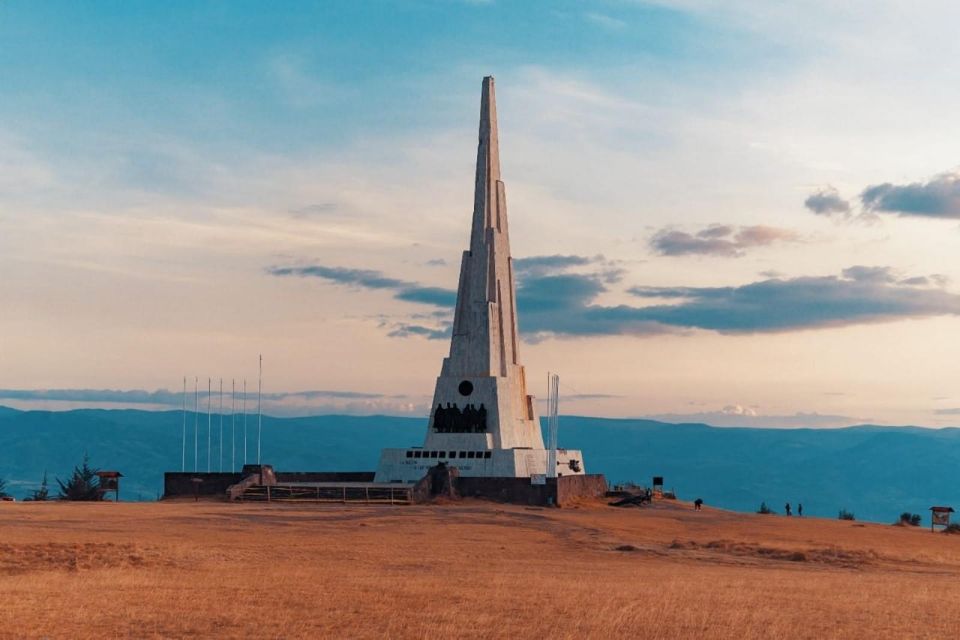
[243,379,247,465]
[207,377,212,473]
[181,376,186,472]
[219,378,223,473]
[257,354,262,465]
[231,379,236,472]
[193,377,199,472]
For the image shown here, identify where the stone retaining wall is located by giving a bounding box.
[556,474,609,505]
[164,472,242,498]
[163,470,375,498]
[456,474,607,506]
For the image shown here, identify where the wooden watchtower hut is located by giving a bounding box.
[95,471,123,502]
[929,506,954,532]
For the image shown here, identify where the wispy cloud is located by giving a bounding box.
[268,257,960,340]
[803,186,879,224]
[386,323,450,340]
[804,187,851,216]
[642,408,867,428]
[0,388,428,417]
[806,171,960,222]
[862,171,960,219]
[625,267,960,334]
[266,264,457,308]
[650,224,801,257]
[0,388,387,404]
[267,52,342,109]
[584,12,627,30]
[514,254,596,275]
[553,393,622,400]
[518,263,960,339]
[288,203,341,217]
[267,263,455,338]
[514,254,625,283]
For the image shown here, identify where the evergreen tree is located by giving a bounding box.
[57,454,103,501]
[28,471,50,502]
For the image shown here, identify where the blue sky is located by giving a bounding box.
[0,1,789,157]
[5,2,960,426]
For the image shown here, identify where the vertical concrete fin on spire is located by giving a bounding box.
[471,76,501,251]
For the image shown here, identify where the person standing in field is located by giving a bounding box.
[785,502,792,516]
[694,498,703,511]
[798,503,803,517]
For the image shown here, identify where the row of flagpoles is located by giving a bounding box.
[180,355,262,473]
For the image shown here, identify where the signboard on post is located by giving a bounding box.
[930,506,954,531]
[95,471,122,502]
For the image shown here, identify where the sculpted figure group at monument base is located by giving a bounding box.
[433,403,488,433]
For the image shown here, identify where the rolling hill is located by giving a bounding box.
[1,406,957,523]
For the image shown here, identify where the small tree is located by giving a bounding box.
[838,508,855,521]
[899,512,921,526]
[0,477,9,499]
[28,471,50,502]
[757,501,776,515]
[57,454,103,501]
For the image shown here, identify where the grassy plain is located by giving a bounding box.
[1,498,959,639]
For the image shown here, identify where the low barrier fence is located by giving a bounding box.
[239,483,413,505]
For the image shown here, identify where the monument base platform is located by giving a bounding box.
[164,463,605,507]
[373,447,585,484]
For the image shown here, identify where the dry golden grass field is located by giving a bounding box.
[2,498,960,639]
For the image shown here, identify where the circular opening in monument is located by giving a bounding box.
[458,380,474,396]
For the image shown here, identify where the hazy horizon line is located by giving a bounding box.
[1,401,953,431]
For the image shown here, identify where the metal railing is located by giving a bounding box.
[239,484,413,505]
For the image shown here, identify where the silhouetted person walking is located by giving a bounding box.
[785,502,792,516]
[798,503,803,517]
[694,498,703,511]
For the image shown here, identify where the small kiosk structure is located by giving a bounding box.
[930,506,954,532]
[95,471,123,502]
[652,476,664,498]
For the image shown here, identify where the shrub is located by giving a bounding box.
[0,477,9,499]
[757,501,776,515]
[943,523,960,535]
[899,512,922,526]
[839,508,855,521]
[57,454,103,501]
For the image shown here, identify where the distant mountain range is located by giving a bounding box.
[1,406,957,524]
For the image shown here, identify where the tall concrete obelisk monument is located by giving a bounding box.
[375,77,584,483]
[431,75,542,451]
